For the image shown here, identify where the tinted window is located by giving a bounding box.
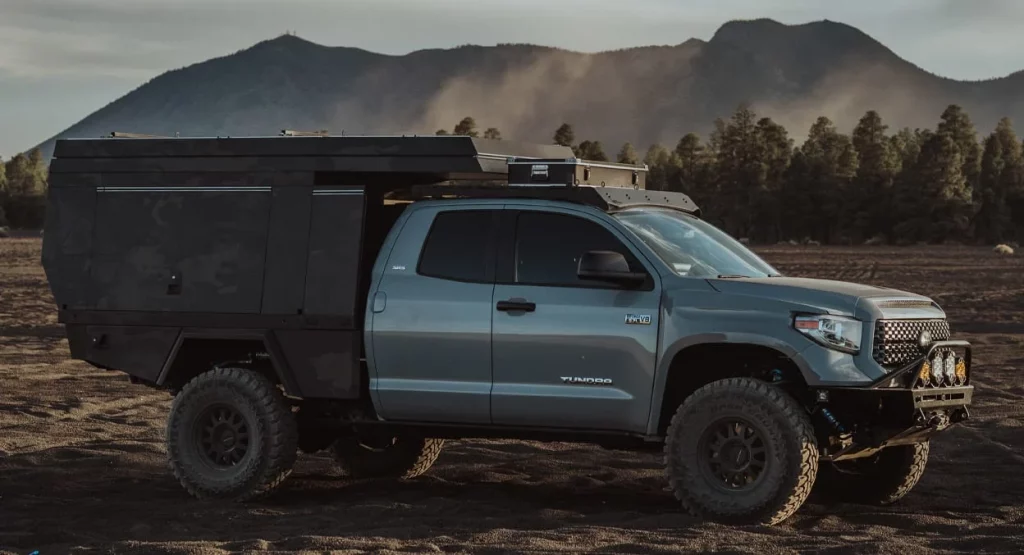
[418,210,495,282]
[514,211,643,287]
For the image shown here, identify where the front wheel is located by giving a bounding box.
[663,378,818,526]
[813,442,930,505]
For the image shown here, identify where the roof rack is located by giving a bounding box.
[386,182,700,215]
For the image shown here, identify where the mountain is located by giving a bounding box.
[34,19,1024,158]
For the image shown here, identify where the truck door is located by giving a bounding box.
[490,207,662,433]
[369,204,499,424]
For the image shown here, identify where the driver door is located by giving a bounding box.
[490,207,662,433]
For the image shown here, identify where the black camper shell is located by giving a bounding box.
[42,135,695,402]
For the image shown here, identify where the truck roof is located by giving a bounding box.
[47,134,699,214]
[49,135,576,183]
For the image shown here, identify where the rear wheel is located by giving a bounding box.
[664,378,818,525]
[331,433,444,479]
[166,367,298,500]
[814,442,929,505]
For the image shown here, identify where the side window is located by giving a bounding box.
[417,210,496,283]
[514,211,645,287]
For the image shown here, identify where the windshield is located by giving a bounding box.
[614,207,780,278]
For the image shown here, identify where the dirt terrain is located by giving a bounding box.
[1,239,1022,554]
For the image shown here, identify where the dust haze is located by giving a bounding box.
[332,46,1009,149]
[753,61,954,141]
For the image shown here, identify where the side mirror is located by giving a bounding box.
[577,250,647,287]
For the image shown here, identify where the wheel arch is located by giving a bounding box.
[156,330,301,396]
[649,334,814,436]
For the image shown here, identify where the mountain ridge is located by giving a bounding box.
[33,19,1024,158]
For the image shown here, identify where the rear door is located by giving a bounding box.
[369,203,500,424]
[490,206,662,432]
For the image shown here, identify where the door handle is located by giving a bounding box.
[496,299,536,312]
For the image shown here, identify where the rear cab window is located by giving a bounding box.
[416,209,498,283]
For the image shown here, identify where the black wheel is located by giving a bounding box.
[814,442,929,505]
[664,377,818,525]
[331,433,444,479]
[166,367,298,500]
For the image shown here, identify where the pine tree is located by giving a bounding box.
[29,148,48,196]
[577,140,608,162]
[553,123,575,148]
[675,133,714,204]
[643,144,677,192]
[5,153,35,197]
[894,132,971,242]
[851,111,900,241]
[453,117,479,137]
[783,117,858,243]
[617,142,639,165]
[976,118,1023,242]
[755,117,792,242]
[937,105,982,199]
[711,105,767,238]
[2,149,48,228]
[675,133,704,188]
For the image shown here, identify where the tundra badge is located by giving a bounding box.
[561,376,613,385]
[625,314,652,325]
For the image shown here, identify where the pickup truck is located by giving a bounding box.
[42,135,973,526]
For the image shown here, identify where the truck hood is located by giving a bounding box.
[705,276,940,319]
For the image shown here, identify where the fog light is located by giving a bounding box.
[955,358,967,384]
[918,361,932,385]
[943,353,956,383]
[931,354,944,384]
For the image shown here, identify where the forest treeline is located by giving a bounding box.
[3,104,1023,246]
[441,106,1024,245]
[0,148,48,231]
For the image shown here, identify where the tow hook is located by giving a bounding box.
[921,410,952,430]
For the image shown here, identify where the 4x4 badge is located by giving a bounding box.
[625,314,652,325]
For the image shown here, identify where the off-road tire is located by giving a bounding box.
[331,434,444,479]
[663,377,818,526]
[814,442,929,505]
[166,367,298,500]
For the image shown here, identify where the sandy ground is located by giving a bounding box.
[1,239,1023,554]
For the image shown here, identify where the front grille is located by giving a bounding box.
[872,319,950,368]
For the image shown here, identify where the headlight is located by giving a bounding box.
[794,314,862,354]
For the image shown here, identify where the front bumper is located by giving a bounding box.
[815,340,973,460]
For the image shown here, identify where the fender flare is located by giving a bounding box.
[645,332,818,436]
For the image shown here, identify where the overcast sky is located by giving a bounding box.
[2,0,1023,156]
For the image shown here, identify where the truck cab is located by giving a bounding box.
[42,135,973,526]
